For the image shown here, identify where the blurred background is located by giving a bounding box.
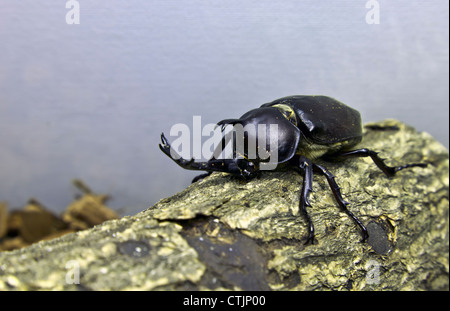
[0,0,448,215]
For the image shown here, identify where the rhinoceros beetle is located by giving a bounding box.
[159,95,427,244]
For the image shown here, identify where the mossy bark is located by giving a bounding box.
[0,120,448,290]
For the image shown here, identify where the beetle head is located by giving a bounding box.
[216,106,301,171]
[219,158,260,180]
[235,158,260,179]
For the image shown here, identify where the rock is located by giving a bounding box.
[0,119,448,290]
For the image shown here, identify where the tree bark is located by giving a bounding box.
[0,120,448,290]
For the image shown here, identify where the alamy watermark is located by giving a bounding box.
[65,260,80,284]
[66,0,80,25]
[65,1,379,26]
[168,116,279,170]
[365,259,381,285]
[365,0,380,24]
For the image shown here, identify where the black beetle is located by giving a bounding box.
[159,95,427,244]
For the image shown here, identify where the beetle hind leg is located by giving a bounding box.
[335,148,427,177]
[313,163,369,242]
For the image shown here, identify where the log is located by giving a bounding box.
[0,119,448,290]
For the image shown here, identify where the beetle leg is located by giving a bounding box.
[334,148,427,177]
[159,133,241,174]
[313,163,369,242]
[159,133,202,170]
[297,156,316,245]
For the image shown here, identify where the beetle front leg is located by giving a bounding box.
[313,163,369,242]
[297,156,316,245]
[335,148,427,177]
[159,133,210,170]
[159,133,241,174]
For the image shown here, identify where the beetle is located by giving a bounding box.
[159,95,427,244]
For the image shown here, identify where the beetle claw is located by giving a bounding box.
[160,132,170,147]
[159,133,171,154]
[159,133,186,163]
[304,234,316,245]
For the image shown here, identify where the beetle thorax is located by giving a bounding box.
[270,104,298,126]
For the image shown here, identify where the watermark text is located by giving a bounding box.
[66,0,80,25]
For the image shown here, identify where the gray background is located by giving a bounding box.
[0,0,448,215]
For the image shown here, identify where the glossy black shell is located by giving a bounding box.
[262,95,363,145]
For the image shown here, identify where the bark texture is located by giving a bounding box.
[0,120,448,290]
